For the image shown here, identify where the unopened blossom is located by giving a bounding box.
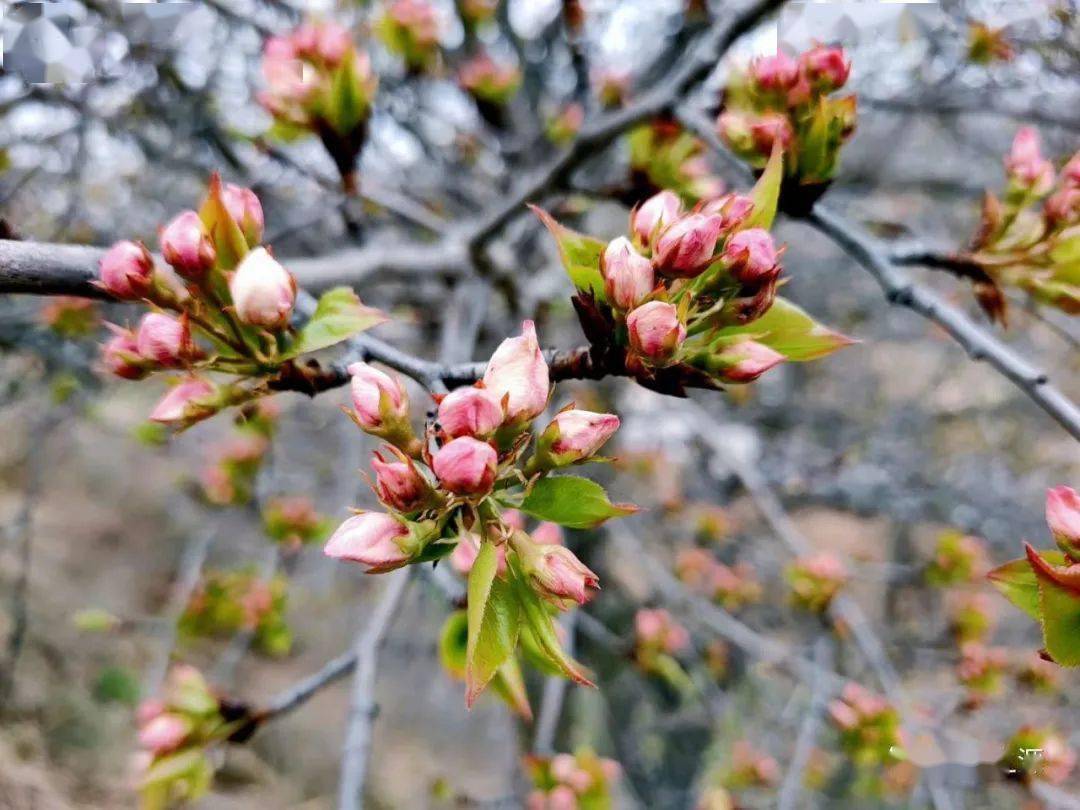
[532,522,563,546]
[136,699,165,726]
[138,714,190,755]
[800,45,851,90]
[602,236,654,310]
[724,228,780,284]
[749,52,800,92]
[712,339,785,383]
[632,190,683,246]
[1005,127,1054,192]
[160,210,216,279]
[149,377,216,424]
[749,112,794,156]
[437,386,503,439]
[652,213,724,278]
[372,450,430,512]
[635,607,689,654]
[101,325,148,380]
[98,240,155,299]
[521,542,599,606]
[294,19,352,66]
[1045,187,1080,226]
[626,301,686,365]
[230,247,297,329]
[136,312,198,367]
[537,409,620,468]
[261,37,318,106]
[1046,485,1080,558]
[324,512,410,570]
[701,194,754,231]
[1063,152,1080,187]
[349,362,409,431]
[432,436,498,495]
[458,52,521,103]
[482,320,550,425]
[220,183,264,246]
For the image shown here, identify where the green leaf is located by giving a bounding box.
[326,50,370,135]
[711,296,855,361]
[140,749,207,789]
[199,175,249,272]
[465,543,521,705]
[1038,573,1080,667]
[519,475,638,529]
[988,557,1043,620]
[743,142,783,231]
[491,656,533,719]
[510,557,593,686]
[530,206,607,300]
[286,287,388,358]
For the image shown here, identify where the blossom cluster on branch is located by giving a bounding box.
[323,321,636,709]
[524,750,621,810]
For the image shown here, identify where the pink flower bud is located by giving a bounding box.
[372,450,429,512]
[626,301,686,365]
[482,320,550,425]
[348,362,408,431]
[550,753,577,783]
[160,211,216,279]
[149,377,216,424]
[502,509,526,531]
[532,522,563,546]
[632,190,683,246]
[539,408,620,467]
[652,213,724,278]
[1046,486,1080,558]
[261,38,319,105]
[602,237,654,310]
[1005,127,1054,192]
[432,436,498,495]
[701,194,755,231]
[101,325,148,380]
[135,312,198,367]
[136,698,166,726]
[712,339,785,383]
[98,240,154,299]
[324,512,410,570]
[749,112,794,156]
[437,386,503,439]
[522,543,599,607]
[800,45,851,89]
[1064,151,1080,187]
[229,247,297,329]
[220,183,264,246]
[548,786,579,810]
[1045,188,1080,226]
[749,52,800,91]
[138,713,190,755]
[299,20,353,66]
[723,227,780,284]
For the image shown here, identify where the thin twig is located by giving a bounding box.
[338,567,413,810]
[777,636,834,810]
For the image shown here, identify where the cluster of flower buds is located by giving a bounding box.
[722,740,780,790]
[459,52,521,109]
[718,45,856,193]
[627,118,726,203]
[262,495,331,550]
[546,103,584,147]
[537,180,851,395]
[961,130,1080,320]
[325,321,634,707]
[97,176,384,429]
[827,683,906,768]
[947,590,996,644]
[180,569,292,657]
[39,296,99,338]
[956,642,1007,709]
[633,606,695,691]
[260,20,377,186]
[968,21,1013,64]
[786,552,849,614]
[990,485,1080,667]
[924,530,989,586]
[676,548,761,610]
[525,750,621,810]
[132,666,235,807]
[999,725,1076,785]
[198,401,278,506]
[376,0,441,73]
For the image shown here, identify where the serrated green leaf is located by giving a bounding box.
[988,551,1067,621]
[743,142,783,230]
[1038,573,1080,667]
[491,655,533,719]
[712,296,855,361]
[530,206,607,300]
[199,175,249,272]
[465,543,520,705]
[285,287,388,358]
[519,475,637,529]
